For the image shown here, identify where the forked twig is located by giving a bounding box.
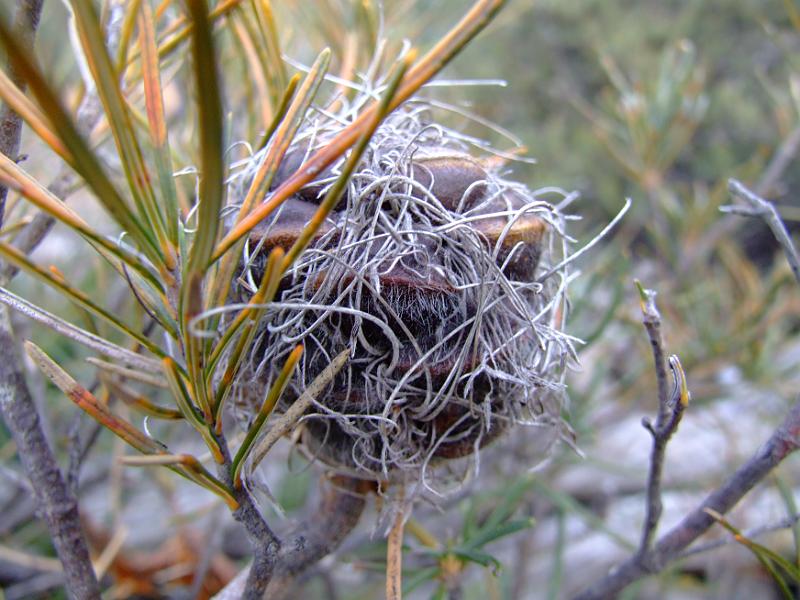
[639,354,688,556]
[574,399,800,600]
[634,282,690,555]
[722,178,800,284]
[214,475,370,600]
[576,182,800,598]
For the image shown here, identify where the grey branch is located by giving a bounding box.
[638,355,688,556]
[677,512,800,560]
[637,285,670,420]
[0,1,101,599]
[214,475,369,600]
[0,310,100,599]
[573,398,800,600]
[210,436,281,599]
[722,178,800,285]
[635,283,689,556]
[0,0,40,230]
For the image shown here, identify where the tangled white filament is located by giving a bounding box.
[226,100,576,488]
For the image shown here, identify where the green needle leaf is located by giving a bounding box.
[232,344,303,488]
[0,8,163,265]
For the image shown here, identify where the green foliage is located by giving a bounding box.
[706,508,800,599]
[0,0,503,510]
[3,0,800,598]
[401,476,538,596]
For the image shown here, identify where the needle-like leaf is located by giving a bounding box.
[257,74,301,151]
[138,0,180,249]
[203,49,323,317]
[100,376,182,420]
[86,357,168,388]
[236,49,330,225]
[178,0,227,423]
[115,0,144,75]
[26,341,166,454]
[162,357,224,463]
[68,0,171,267]
[0,152,163,292]
[206,246,285,380]
[0,68,71,162]
[125,0,246,71]
[1,287,160,371]
[211,0,508,262]
[0,14,163,263]
[211,247,285,428]
[231,344,303,487]
[248,347,350,471]
[258,1,287,89]
[183,0,225,274]
[0,241,164,358]
[26,343,236,508]
[120,453,238,510]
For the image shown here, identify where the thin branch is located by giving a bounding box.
[678,126,800,275]
[209,349,352,598]
[267,478,369,598]
[635,283,670,420]
[0,2,100,599]
[212,438,281,599]
[0,311,100,599]
[677,512,800,560]
[214,475,370,600]
[0,0,42,230]
[722,178,800,285]
[573,398,800,600]
[634,282,690,556]
[386,498,406,600]
[638,354,688,555]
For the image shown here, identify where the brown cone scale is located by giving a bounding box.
[238,149,548,476]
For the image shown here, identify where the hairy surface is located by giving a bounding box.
[226,100,575,489]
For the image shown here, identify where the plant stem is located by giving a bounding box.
[0,311,100,599]
[386,497,406,600]
[213,434,281,598]
[214,475,370,600]
[0,0,42,230]
[0,2,100,599]
[266,475,370,599]
[573,399,800,600]
[634,284,689,556]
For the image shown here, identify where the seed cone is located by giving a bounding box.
[229,102,573,483]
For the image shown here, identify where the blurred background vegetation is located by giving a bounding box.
[3,0,800,598]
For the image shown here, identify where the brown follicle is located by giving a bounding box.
[228,104,572,486]
[409,153,489,211]
[244,198,335,256]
